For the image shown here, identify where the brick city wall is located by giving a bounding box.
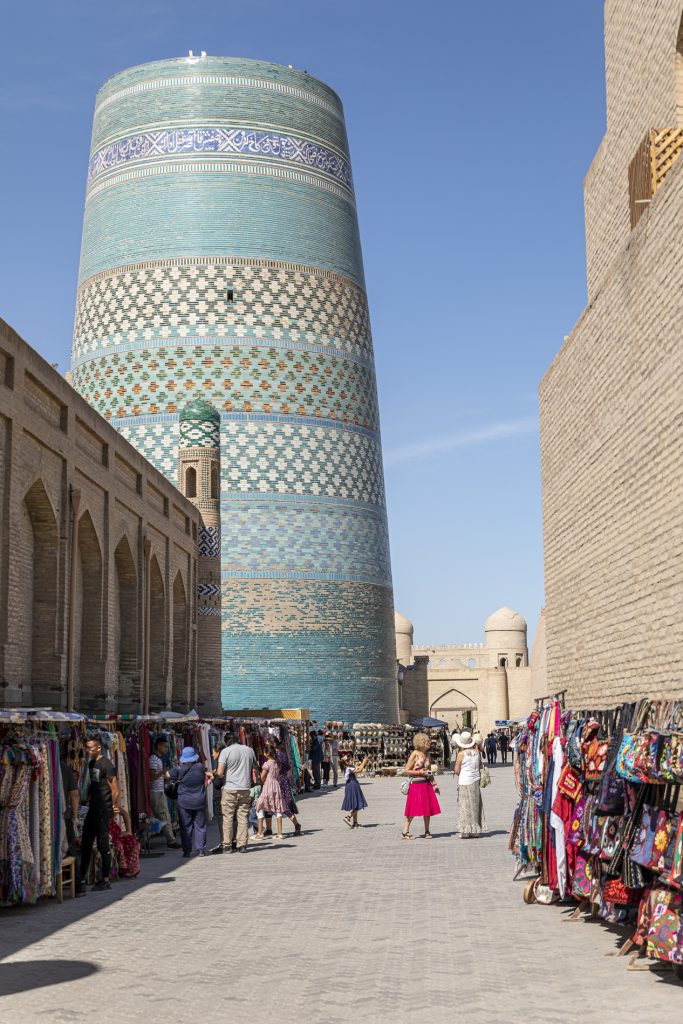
[540,2,683,708]
[585,1,683,298]
[0,317,203,713]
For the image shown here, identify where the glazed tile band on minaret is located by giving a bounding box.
[71,55,398,722]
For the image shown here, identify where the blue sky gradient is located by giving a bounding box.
[0,0,606,646]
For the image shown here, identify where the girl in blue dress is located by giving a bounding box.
[341,754,369,828]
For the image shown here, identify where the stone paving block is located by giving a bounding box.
[0,770,680,1022]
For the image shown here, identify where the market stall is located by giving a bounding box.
[510,698,683,975]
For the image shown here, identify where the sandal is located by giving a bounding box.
[343,815,354,828]
[401,831,415,840]
[423,832,433,839]
[294,823,302,836]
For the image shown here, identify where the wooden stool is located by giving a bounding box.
[56,856,76,902]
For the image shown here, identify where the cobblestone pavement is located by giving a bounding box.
[1,768,681,1022]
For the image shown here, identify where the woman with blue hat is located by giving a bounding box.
[168,747,211,857]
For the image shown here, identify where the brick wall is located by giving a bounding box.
[585,1,683,298]
[541,130,683,706]
[0,317,208,712]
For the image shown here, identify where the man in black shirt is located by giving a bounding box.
[76,733,120,895]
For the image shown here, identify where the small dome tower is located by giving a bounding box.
[484,607,528,668]
[395,611,414,665]
[178,399,222,712]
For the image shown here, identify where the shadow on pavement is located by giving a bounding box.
[0,824,222,964]
[0,959,98,996]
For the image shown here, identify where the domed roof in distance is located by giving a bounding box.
[484,607,527,632]
[395,611,414,634]
[179,398,220,423]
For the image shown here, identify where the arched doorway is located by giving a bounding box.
[171,572,188,710]
[114,535,139,710]
[148,555,166,710]
[23,480,60,702]
[77,511,104,710]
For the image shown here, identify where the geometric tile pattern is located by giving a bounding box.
[220,500,391,586]
[116,415,385,506]
[180,416,220,448]
[197,606,221,617]
[70,340,379,429]
[72,55,398,722]
[73,260,374,363]
[87,126,354,193]
[198,526,220,558]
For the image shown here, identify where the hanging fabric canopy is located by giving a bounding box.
[409,715,449,729]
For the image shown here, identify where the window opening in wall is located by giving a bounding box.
[185,466,197,498]
[499,657,508,668]
[227,289,234,302]
[467,658,477,669]
[516,655,523,667]
[210,463,219,499]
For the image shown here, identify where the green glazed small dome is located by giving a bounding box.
[179,398,221,423]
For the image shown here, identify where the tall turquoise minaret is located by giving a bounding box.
[71,55,398,723]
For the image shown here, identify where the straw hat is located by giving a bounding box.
[454,730,476,749]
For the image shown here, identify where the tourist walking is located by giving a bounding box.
[330,733,340,787]
[169,747,210,857]
[341,753,369,828]
[274,736,302,834]
[485,733,497,766]
[213,732,256,853]
[309,729,324,789]
[322,733,333,786]
[498,731,510,765]
[76,732,120,894]
[254,741,300,840]
[149,736,181,848]
[454,730,485,838]
[402,732,441,840]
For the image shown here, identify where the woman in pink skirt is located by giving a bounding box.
[402,732,441,839]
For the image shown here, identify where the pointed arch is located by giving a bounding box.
[185,466,197,498]
[171,571,188,710]
[22,480,60,695]
[114,534,139,710]
[148,554,166,710]
[77,510,104,709]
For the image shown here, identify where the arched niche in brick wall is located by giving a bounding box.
[148,555,166,711]
[114,534,139,710]
[171,571,188,711]
[23,479,60,698]
[77,511,105,710]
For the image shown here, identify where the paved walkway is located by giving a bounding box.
[1,768,681,1021]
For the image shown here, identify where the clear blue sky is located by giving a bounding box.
[0,0,606,647]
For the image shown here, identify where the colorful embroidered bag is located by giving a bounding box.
[659,734,683,783]
[599,816,626,861]
[602,878,642,905]
[649,809,677,873]
[567,796,586,846]
[571,851,593,899]
[584,738,609,780]
[646,898,683,964]
[630,804,658,867]
[566,718,585,770]
[616,732,649,782]
[667,814,683,891]
[557,762,582,801]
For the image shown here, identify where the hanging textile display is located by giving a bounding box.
[510,698,683,972]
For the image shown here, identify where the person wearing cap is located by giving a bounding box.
[453,730,485,838]
[168,747,211,858]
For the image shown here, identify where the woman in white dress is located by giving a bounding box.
[453,730,485,838]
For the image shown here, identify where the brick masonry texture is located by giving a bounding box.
[71,57,398,722]
[0,317,202,713]
[0,773,677,1024]
[541,1,683,708]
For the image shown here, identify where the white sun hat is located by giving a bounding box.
[454,730,476,749]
